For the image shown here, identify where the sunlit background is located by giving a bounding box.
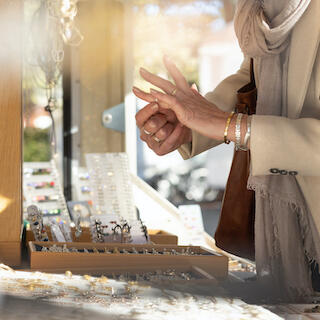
[132,0,242,233]
[23,0,242,234]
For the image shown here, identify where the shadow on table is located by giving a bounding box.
[0,294,131,320]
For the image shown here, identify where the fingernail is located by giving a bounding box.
[140,67,148,74]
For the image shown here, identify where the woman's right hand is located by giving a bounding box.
[133,87,192,156]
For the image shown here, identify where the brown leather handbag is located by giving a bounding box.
[214,58,257,261]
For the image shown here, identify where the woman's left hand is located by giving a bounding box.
[138,55,230,142]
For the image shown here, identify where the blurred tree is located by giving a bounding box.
[23,0,63,162]
[24,128,51,162]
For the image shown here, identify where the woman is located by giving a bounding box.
[133,0,320,299]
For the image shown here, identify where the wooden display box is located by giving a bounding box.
[148,229,178,245]
[26,227,178,245]
[28,241,228,279]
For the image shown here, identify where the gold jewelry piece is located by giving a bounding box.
[153,136,161,143]
[224,111,235,144]
[143,128,152,135]
[113,247,119,254]
[65,270,73,278]
[171,87,177,96]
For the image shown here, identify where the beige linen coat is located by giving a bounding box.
[179,0,320,234]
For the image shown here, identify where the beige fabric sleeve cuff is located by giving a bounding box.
[178,129,222,159]
[250,115,320,177]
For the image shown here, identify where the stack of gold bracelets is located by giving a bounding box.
[224,111,251,151]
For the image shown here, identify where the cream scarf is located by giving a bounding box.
[234,0,320,300]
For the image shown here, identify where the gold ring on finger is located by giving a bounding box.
[153,136,161,143]
[171,88,177,96]
[143,128,152,135]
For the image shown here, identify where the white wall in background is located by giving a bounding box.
[198,23,243,189]
[199,24,243,95]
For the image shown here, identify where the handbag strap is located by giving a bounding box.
[236,58,257,115]
[250,58,255,87]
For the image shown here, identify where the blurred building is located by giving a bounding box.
[199,23,243,95]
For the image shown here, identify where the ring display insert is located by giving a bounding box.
[28,241,228,279]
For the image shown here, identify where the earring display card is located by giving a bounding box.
[178,205,206,246]
[147,230,178,245]
[28,242,228,279]
[27,205,73,243]
[48,218,73,242]
[90,215,149,244]
[27,205,49,242]
[49,219,68,242]
[23,161,70,223]
[73,167,92,203]
[85,153,136,220]
[67,200,92,227]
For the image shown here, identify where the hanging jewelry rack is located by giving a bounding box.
[25,0,83,158]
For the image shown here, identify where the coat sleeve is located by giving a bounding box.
[178,55,320,178]
[250,115,320,177]
[178,56,251,159]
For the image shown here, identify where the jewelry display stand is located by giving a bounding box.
[147,230,178,245]
[86,153,136,220]
[28,241,228,279]
[23,161,70,223]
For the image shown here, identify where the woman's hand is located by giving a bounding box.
[136,56,230,142]
[133,69,192,156]
[134,97,192,156]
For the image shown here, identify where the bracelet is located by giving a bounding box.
[235,113,243,151]
[224,111,235,144]
[240,116,251,151]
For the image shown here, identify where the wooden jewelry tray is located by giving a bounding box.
[28,242,228,279]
